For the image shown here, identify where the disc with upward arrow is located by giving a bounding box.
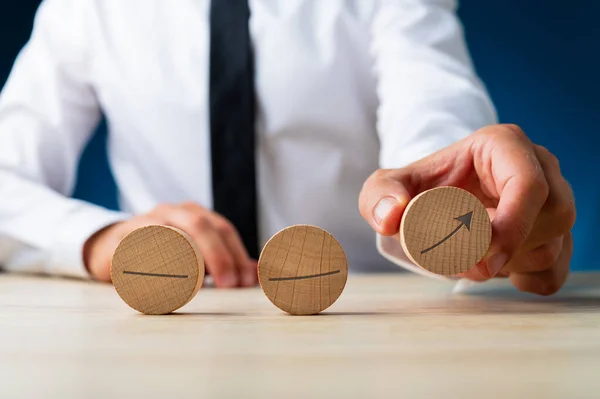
[400,186,492,276]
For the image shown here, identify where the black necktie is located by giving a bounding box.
[209,0,259,259]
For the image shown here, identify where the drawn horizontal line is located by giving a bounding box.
[123,271,188,279]
[269,269,341,282]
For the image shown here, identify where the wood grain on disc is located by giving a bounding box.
[400,187,492,276]
[258,225,348,315]
[111,225,204,315]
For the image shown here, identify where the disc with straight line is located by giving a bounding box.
[400,187,492,276]
[111,225,204,315]
[258,225,348,315]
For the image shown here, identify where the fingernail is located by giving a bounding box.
[220,273,238,288]
[486,253,509,278]
[242,272,256,287]
[243,260,258,287]
[373,197,398,226]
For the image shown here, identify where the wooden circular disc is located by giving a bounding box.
[258,225,348,315]
[400,187,492,276]
[111,225,204,315]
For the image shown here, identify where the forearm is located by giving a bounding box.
[372,0,497,168]
[0,0,130,277]
[371,0,498,272]
[0,169,129,277]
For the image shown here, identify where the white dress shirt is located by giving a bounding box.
[0,0,496,278]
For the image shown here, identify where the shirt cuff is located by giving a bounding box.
[47,201,130,279]
[376,234,456,282]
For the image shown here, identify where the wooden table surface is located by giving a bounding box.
[1,272,599,399]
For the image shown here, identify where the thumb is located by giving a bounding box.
[359,170,412,236]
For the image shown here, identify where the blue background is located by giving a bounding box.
[1,1,597,270]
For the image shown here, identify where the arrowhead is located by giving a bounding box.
[455,211,474,231]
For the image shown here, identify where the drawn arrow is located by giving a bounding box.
[420,211,473,254]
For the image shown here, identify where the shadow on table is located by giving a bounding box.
[449,284,600,315]
[322,284,600,316]
[143,312,249,317]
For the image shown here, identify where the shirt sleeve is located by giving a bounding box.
[370,0,498,276]
[0,0,129,278]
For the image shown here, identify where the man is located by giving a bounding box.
[0,0,574,294]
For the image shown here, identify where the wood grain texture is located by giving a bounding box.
[258,225,348,315]
[111,225,204,315]
[1,273,600,398]
[400,187,492,276]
